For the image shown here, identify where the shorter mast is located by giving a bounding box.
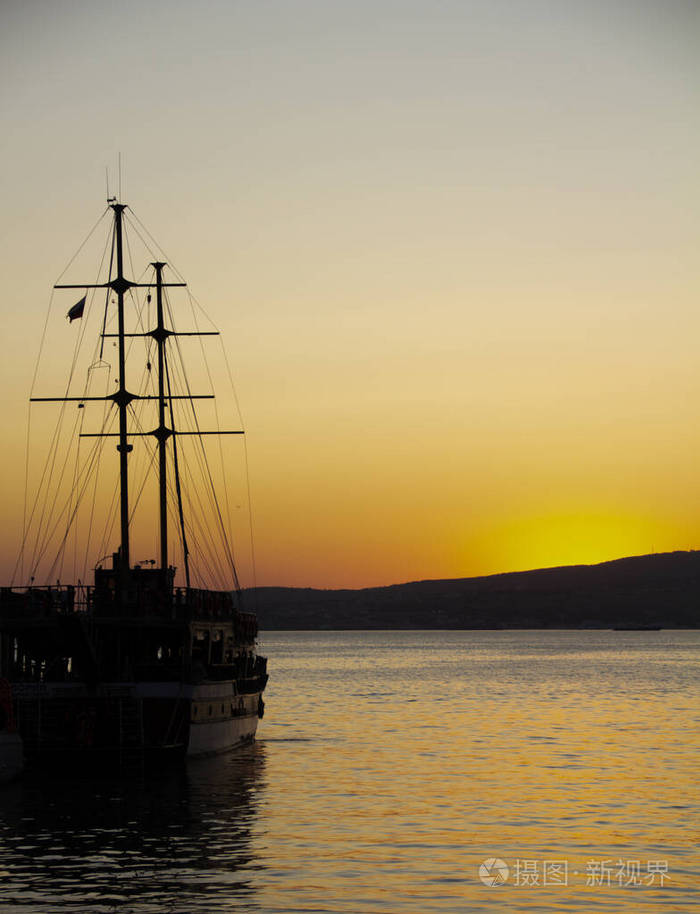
[151,262,170,574]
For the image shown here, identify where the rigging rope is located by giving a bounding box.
[15,212,113,584]
[165,354,191,588]
[163,290,241,589]
[82,372,115,579]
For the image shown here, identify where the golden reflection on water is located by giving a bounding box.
[254,630,699,913]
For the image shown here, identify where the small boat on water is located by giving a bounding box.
[0,197,267,771]
[612,625,662,631]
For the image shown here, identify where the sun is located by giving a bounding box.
[472,509,678,575]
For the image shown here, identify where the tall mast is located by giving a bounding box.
[42,201,241,592]
[112,203,131,572]
[152,262,169,572]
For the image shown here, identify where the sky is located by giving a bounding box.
[1,0,699,589]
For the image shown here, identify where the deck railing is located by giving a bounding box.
[1,584,257,635]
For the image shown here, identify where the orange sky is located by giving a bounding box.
[1,1,699,588]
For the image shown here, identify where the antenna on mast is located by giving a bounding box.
[106,165,116,204]
[118,152,122,203]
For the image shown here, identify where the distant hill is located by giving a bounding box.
[245,551,700,630]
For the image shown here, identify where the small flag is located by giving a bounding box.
[67,295,86,322]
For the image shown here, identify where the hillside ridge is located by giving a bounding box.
[245,551,700,630]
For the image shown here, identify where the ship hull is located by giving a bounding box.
[10,679,262,768]
[187,680,260,757]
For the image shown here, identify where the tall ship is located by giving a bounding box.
[0,198,267,773]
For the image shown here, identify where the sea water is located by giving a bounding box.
[0,630,697,913]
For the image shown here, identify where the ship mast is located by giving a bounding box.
[112,204,132,571]
[42,201,186,583]
[146,261,243,586]
[33,199,245,594]
[152,262,169,572]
